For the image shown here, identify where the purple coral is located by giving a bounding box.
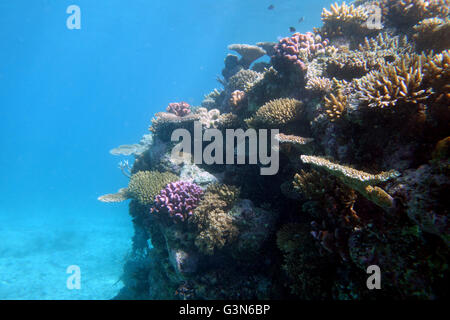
[166,102,192,117]
[272,32,328,71]
[152,181,204,222]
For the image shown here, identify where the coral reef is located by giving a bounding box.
[101,0,450,300]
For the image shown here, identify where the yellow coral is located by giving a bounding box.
[127,171,179,205]
[357,53,431,108]
[423,50,450,102]
[380,0,450,29]
[305,76,333,94]
[324,91,348,121]
[318,1,378,38]
[245,98,304,128]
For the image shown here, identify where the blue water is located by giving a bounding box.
[0,0,330,299]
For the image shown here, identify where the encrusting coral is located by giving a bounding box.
[245,98,304,128]
[190,184,240,255]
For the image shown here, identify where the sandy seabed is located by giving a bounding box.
[0,212,133,300]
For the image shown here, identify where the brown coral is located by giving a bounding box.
[413,18,450,53]
[127,171,179,206]
[305,76,333,94]
[318,1,380,39]
[356,53,432,108]
[324,90,348,121]
[380,0,450,29]
[190,184,240,255]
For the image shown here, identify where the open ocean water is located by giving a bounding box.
[0,0,330,300]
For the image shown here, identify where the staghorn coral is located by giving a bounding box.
[380,0,450,30]
[166,102,192,117]
[228,44,266,69]
[326,33,412,80]
[356,53,432,108]
[300,155,400,208]
[127,170,179,206]
[318,1,380,39]
[190,184,240,255]
[413,18,450,53]
[324,90,348,121]
[423,50,450,103]
[152,181,204,223]
[245,98,304,128]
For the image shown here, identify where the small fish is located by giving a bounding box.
[268,4,275,10]
[298,17,304,23]
[289,26,296,33]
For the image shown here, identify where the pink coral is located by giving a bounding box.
[272,32,328,71]
[166,102,192,117]
[152,181,204,223]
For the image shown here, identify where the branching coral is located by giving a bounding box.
[127,170,179,206]
[245,98,304,128]
[300,155,400,208]
[229,90,247,110]
[423,50,450,103]
[356,53,432,108]
[272,32,328,72]
[152,181,204,222]
[318,1,380,39]
[166,102,192,117]
[413,18,450,52]
[326,33,412,80]
[324,90,348,121]
[190,184,240,255]
[380,0,450,29]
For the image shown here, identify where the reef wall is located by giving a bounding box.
[100,0,449,300]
